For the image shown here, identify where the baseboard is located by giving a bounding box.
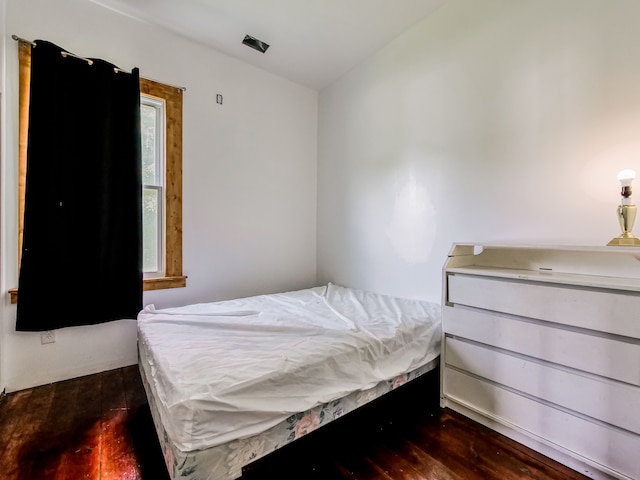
[6,356,138,392]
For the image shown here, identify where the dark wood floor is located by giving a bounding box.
[0,366,587,480]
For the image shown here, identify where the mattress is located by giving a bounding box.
[137,283,441,456]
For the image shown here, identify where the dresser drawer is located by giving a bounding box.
[443,306,640,387]
[447,274,640,339]
[445,337,640,434]
[445,368,640,479]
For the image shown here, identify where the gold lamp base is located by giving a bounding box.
[607,235,640,246]
[608,204,640,246]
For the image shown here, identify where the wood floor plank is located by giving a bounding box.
[390,437,467,480]
[411,410,586,480]
[26,376,85,480]
[366,414,465,480]
[407,412,506,480]
[126,404,171,480]
[428,411,531,478]
[343,415,466,480]
[100,368,141,480]
[363,447,430,480]
[121,365,147,412]
[331,450,394,480]
[0,366,592,480]
[0,388,33,469]
[3,383,56,480]
[57,371,103,480]
[367,429,466,480]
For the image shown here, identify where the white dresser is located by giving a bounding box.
[441,244,640,480]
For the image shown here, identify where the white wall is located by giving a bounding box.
[317,0,640,303]
[0,0,317,392]
[5,0,639,392]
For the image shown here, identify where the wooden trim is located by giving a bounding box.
[140,78,184,282]
[143,276,187,291]
[11,42,30,305]
[9,288,18,304]
[17,41,31,269]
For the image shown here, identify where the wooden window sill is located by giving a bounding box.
[8,276,187,304]
[143,275,187,291]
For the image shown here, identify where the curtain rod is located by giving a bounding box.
[11,34,186,92]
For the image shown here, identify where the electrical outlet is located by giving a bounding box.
[41,330,55,344]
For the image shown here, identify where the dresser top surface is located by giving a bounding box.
[445,243,640,288]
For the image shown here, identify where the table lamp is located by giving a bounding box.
[607,169,640,246]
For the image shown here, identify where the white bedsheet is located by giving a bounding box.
[137,283,441,452]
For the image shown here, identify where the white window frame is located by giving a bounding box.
[141,94,166,279]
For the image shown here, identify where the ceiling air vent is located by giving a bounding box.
[242,35,270,53]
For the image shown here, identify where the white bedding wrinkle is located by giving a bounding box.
[137,283,441,452]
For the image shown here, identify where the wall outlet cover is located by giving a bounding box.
[41,330,55,344]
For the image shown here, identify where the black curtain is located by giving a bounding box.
[16,40,142,331]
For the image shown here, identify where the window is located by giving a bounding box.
[10,42,185,303]
[141,95,165,277]
[139,77,186,291]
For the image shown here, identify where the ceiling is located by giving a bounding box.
[90,0,447,90]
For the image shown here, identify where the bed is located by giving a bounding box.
[137,283,441,480]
